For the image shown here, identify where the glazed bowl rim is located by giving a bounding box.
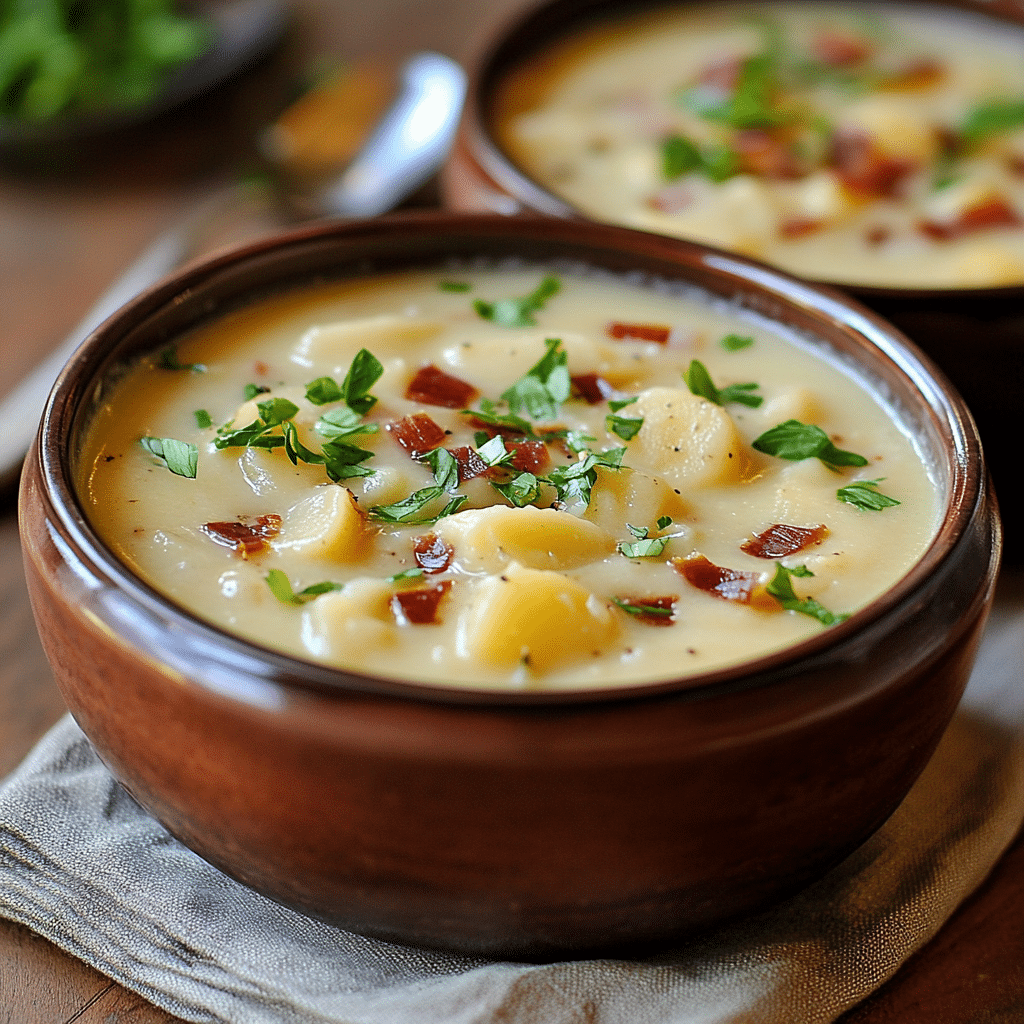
[31,210,990,709]
[461,0,1024,302]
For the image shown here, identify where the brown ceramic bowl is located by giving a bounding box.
[19,212,1000,959]
[445,0,1024,558]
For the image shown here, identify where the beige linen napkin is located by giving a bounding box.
[1,574,1022,1024]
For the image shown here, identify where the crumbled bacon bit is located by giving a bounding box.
[648,183,695,214]
[1008,155,1024,178]
[881,58,945,92]
[388,413,447,456]
[413,534,454,574]
[201,514,281,557]
[448,445,491,482]
[741,523,829,559]
[865,225,891,246]
[615,595,677,626]
[253,361,269,376]
[919,196,1022,240]
[811,29,872,67]
[405,364,479,409]
[672,554,761,604]
[696,55,744,93]
[507,439,551,474]
[830,129,916,198]
[734,129,805,180]
[780,217,823,239]
[607,321,671,344]
[391,581,451,625]
[571,373,616,404]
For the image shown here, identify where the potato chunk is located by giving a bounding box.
[292,315,444,367]
[583,465,692,535]
[456,562,618,672]
[627,387,746,489]
[435,505,615,573]
[301,578,395,660]
[273,485,369,561]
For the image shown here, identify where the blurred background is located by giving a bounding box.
[0,0,529,417]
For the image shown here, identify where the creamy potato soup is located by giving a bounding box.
[77,268,938,689]
[495,2,1024,288]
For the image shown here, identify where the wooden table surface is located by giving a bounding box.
[2,1,1024,1020]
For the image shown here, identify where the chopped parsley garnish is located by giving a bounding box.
[474,275,561,328]
[367,486,468,524]
[423,446,461,492]
[752,420,868,469]
[766,564,848,626]
[720,333,755,351]
[387,567,427,582]
[606,413,644,440]
[462,399,539,438]
[501,337,571,420]
[681,52,784,130]
[608,396,638,412]
[257,396,300,426]
[660,134,740,182]
[157,346,205,372]
[617,523,670,558]
[491,471,542,508]
[140,436,198,478]
[610,596,675,619]
[337,348,384,415]
[959,98,1024,148]
[543,447,625,510]
[685,360,763,407]
[305,376,345,406]
[244,383,271,400]
[438,280,471,292]
[193,409,212,429]
[265,569,343,605]
[837,478,901,511]
[314,405,379,440]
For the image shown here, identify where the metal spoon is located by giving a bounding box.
[0,50,466,489]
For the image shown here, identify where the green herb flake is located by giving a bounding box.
[305,376,345,406]
[685,359,763,408]
[752,420,868,469]
[315,405,379,440]
[367,486,468,525]
[766,563,848,626]
[837,478,901,511]
[424,446,461,492]
[543,447,625,510]
[606,413,644,440]
[720,333,755,351]
[438,280,471,293]
[158,346,205,372]
[660,133,740,183]
[610,596,675,619]
[339,348,385,416]
[387,567,427,583]
[265,568,343,605]
[960,98,1024,147]
[244,383,271,401]
[256,396,300,426]
[193,409,213,429]
[500,337,571,421]
[474,275,561,328]
[140,436,198,478]
[491,471,542,508]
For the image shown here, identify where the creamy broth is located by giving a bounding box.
[495,2,1024,288]
[78,268,938,689]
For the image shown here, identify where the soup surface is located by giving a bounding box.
[495,2,1024,288]
[78,267,938,689]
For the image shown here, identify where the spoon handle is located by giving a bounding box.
[0,52,466,491]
